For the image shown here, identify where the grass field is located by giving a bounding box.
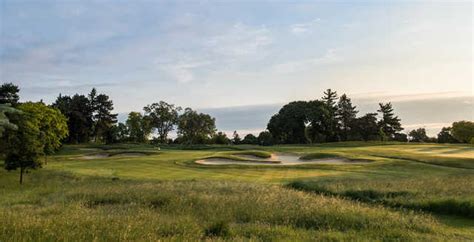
[1,142,473,240]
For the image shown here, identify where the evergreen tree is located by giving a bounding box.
[92,93,118,142]
[52,94,93,143]
[377,103,403,140]
[353,113,379,141]
[0,82,20,105]
[337,94,358,141]
[321,89,339,142]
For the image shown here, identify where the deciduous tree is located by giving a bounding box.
[177,108,216,144]
[451,121,474,143]
[144,101,181,143]
[126,112,151,142]
[408,128,429,142]
[3,102,68,184]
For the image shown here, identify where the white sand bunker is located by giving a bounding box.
[196,153,371,166]
[81,153,109,159]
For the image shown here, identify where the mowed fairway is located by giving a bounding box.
[1,142,474,240]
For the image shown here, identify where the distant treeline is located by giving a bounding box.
[2,83,472,184]
[265,89,474,145]
[1,83,473,147]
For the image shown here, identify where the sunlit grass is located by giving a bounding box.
[1,142,473,240]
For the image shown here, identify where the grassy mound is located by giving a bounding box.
[232,150,272,159]
[299,152,341,160]
[0,169,463,241]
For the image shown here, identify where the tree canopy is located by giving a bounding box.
[177,108,216,144]
[0,82,20,105]
[409,128,429,142]
[144,101,181,143]
[452,121,474,143]
[3,102,68,184]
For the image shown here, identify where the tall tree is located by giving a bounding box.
[437,127,457,144]
[377,102,403,140]
[212,131,230,145]
[3,102,68,184]
[242,134,258,145]
[267,101,310,144]
[321,89,340,142]
[353,113,380,141]
[52,94,93,143]
[143,101,181,143]
[126,112,151,143]
[232,131,241,144]
[451,121,474,143]
[0,104,20,137]
[177,108,216,144]
[337,94,358,141]
[408,128,429,142]
[92,93,118,142]
[258,131,274,146]
[0,82,20,105]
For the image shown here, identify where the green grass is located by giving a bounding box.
[1,142,473,240]
[288,173,474,218]
[0,169,469,241]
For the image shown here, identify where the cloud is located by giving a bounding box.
[351,91,473,103]
[206,23,272,57]
[269,48,340,74]
[157,23,273,83]
[290,18,321,34]
[164,60,211,83]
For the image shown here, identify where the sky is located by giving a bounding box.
[1,0,473,136]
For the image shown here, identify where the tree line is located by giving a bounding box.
[266,89,404,144]
[1,83,473,183]
[265,89,474,144]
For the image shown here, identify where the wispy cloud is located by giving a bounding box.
[269,48,340,74]
[207,23,272,57]
[290,18,321,34]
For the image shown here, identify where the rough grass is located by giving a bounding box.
[299,152,342,160]
[287,174,474,219]
[232,150,273,158]
[0,169,465,241]
[2,142,474,240]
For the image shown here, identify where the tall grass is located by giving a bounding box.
[0,170,462,241]
[288,174,474,218]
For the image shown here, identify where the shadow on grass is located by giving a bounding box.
[287,181,474,219]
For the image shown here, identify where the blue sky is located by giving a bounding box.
[1,0,472,136]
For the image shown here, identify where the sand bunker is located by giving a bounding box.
[196,153,371,166]
[81,153,109,159]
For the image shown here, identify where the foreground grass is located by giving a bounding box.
[1,169,470,241]
[1,142,473,240]
[288,173,474,219]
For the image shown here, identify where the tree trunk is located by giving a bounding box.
[19,167,24,185]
